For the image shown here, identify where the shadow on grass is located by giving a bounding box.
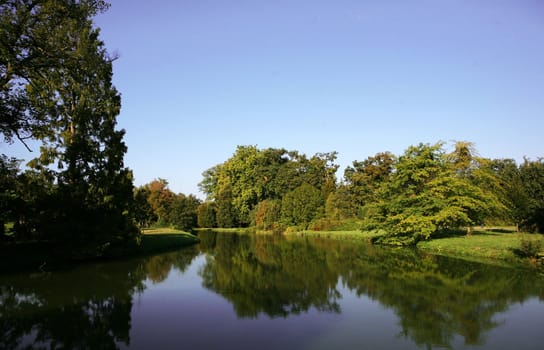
[432,229,467,239]
[0,233,200,274]
[487,228,516,233]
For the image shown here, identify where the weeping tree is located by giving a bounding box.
[1,1,137,250]
[364,142,506,245]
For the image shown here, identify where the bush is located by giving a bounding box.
[281,183,324,226]
[518,236,542,258]
[254,199,282,230]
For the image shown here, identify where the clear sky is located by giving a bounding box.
[6,0,544,197]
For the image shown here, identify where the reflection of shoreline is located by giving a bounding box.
[198,231,544,348]
[0,248,199,350]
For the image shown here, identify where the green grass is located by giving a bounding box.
[142,227,189,235]
[193,227,252,234]
[417,230,544,267]
[284,229,386,242]
[139,228,199,254]
[284,226,544,268]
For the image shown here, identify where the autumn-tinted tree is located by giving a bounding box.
[344,151,395,207]
[146,179,175,225]
[254,199,282,230]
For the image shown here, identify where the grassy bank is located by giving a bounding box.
[0,228,199,274]
[283,227,544,268]
[139,228,200,255]
[417,230,544,267]
[284,229,385,242]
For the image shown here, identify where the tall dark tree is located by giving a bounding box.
[518,158,544,232]
[166,194,200,231]
[0,155,19,237]
[2,1,137,249]
[1,0,110,147]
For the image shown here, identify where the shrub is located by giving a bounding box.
[518,236,542,258]
[254,199,281,230]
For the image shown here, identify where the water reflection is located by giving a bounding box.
[198,231,544,348]
[0,247,199,350]
[199,232,341,318]
[1,233,543,349]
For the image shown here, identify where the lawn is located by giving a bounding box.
[284,229,385,242]
[139,228,200,254]
[283,227,544,268]
[417,230,544,266]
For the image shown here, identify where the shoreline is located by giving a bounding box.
[0,229,200,274]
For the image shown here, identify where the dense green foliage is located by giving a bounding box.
[2,1,543,255]
[1,0,137,253]
[199,146,338,227]
[517,159,544,232]
[198,142,544,243]
[196,201,216,228]
[363,142,506,244]
[281,183,324,226]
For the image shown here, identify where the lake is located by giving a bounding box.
[1,231,543,350]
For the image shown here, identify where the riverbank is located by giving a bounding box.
[0,228,199,274]
[285,227,544,268]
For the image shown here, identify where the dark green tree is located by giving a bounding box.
[518,158,544,232]
[2,1,137,250]
[1,0,109,147]
[167,194,200,231]
[325,185,359,220]
[344,151,395,211]
[215,184,238,228]
[133,186,156,228]
[0,155,20,237]
[199,146,338,228]
[197,202,216,228]
[281,183,324,226]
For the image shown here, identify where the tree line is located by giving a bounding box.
[1,0,136,253]
[196,143,544,244]
[1,1,543,253]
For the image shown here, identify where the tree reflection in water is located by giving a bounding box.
[0,247,199,350]
[2,232,543,350]
[198,231,544,349]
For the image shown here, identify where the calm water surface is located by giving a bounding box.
[1,231,543,349]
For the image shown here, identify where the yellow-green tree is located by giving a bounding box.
[365,142,506,245]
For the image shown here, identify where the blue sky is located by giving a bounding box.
[6,0,544,197]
